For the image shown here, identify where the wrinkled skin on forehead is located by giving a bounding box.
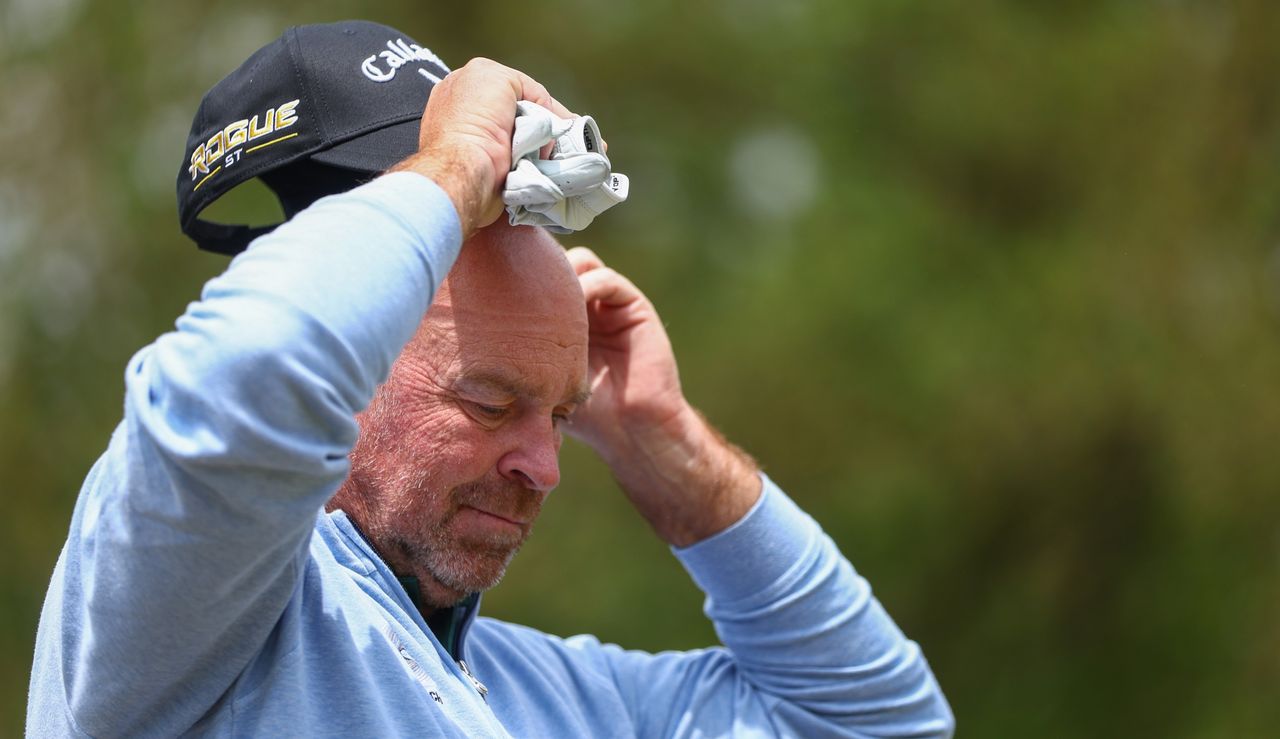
[329,222,589,612]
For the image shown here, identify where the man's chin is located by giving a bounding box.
[421,546,518,602]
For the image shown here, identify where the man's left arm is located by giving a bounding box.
[562,248,955,737]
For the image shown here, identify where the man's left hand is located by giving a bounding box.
[564,247,761,547]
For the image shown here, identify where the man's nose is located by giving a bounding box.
[498,417,562,493]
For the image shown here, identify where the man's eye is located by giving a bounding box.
[470,402,509,420]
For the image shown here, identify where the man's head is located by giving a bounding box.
[330,223,589,611]
[181,22,594,611]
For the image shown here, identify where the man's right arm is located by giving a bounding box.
[28,173,462,738]
[28,59,569,737]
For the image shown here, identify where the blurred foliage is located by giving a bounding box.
[3,0,1279,736]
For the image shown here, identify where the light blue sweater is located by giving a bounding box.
[27,173,954,737]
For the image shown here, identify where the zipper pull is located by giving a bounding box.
[458,659,488,701]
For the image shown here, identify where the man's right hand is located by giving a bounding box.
[390,58,574,238]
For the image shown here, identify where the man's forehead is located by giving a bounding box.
[411,297,588,404]
[432,301,583,325]
[430,224,587,328]
[416,300,586,347]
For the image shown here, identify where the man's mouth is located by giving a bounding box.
[461,505,528,528]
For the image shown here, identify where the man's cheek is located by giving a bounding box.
[395,400,460,439]
[404,410,490,470]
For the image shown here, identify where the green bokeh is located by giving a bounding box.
[3,1,1278,735]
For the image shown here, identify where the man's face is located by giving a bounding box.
[341,226,589,609]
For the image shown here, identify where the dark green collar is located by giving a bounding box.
[397,574,424,611]
[398,575,478,658]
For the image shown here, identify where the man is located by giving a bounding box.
[28,21,954,738]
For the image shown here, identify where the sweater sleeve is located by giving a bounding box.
[572,476,955,738]
[31,173,462,738]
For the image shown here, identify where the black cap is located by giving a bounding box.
[177,20,450,255]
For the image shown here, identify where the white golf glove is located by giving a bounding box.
[502,101,629,233]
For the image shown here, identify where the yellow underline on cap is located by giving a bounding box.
[193,166,222,192]
[246,132,298,154]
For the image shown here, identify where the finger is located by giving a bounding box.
[539,94,575,121]
[566,246,604,275]
[467,57,558,118]
[511,69,576,119]
[578,266,643,307]
[500,67,576,159]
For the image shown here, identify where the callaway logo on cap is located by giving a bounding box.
[177,20,450,255]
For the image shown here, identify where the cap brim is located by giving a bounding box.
[310,118,421,173]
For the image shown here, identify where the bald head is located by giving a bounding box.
[406,222,589,385]
[430,222,586,331]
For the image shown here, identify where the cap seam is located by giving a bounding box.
[289,26,330,144]
[324,110,421,144]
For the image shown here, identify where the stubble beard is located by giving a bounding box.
[367,455,541,605]
[348,384,544,609]
[397,480,529,596]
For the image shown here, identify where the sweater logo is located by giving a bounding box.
[383,622,445,705]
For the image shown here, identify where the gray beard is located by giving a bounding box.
[361,451,536,601]
[346,386,540,605]
[391,521,522,596]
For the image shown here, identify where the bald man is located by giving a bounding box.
[29,58,953,738]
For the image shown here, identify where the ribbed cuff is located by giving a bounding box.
[673,475,820,605]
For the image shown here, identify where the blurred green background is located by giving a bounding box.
[3,0,1278,736]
